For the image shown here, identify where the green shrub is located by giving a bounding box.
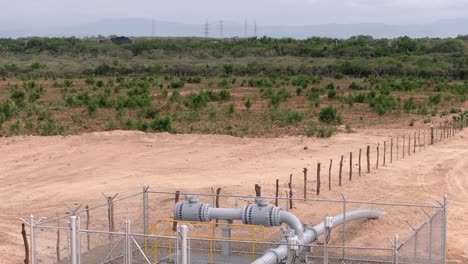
[319,106,341,124]
[306,121,317,137]
[296,87,303,96]
[244,99,252,110]
[150,116,173,132]
[184,91,209,109]
[169,80,185,89]
[450,108,461,114]
[85,76,95,85]
[370,94,397,115]
[227,103,235,115]
[64,79,73,87]
[10,89,25,107]
[316,126,336,138]
[345,124,354,133]
[9,120,21,135]
[429,94,442,105]
[269,108,304,126]
[403,97,417,113]
[38,118,67,136]
[327,89,337,99]
[349,82,365,90]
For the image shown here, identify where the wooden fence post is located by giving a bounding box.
[329,159,333,191]
[413,132,416,153]
[349,152,353,181]
[303,168,308,200]
[383,141,386,166]
[366,146,370,173]
[403,136,405,158]
[418,130,421,152]
[423,129,426,149]
[255,184,261,197]
[408,134,411,157]
[397,137,399,160]
[390,138,393,163]
[339,155,344,186]
[316,163,321,196]
[22,223,29,264]
[431,125,434,145]
[103,193,118,233]
[56,213,61,262]
[358,149,362,176]
[275,179,279,206]
[376,143,379,169]
[215,188,221,226]
[172,191,180,231]
[288,176,293,209]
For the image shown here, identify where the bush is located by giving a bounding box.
[316,126,336,138]
[429,93,442,105]
[184,91,209,109]
[319,105,341,124]
[150,116,173,132]
[244,99,252,110]
[269,108,304,126]
[306,121,317,137]
[169,80,185,89]
[327,89,337,99]
[370,94,397,115]
[403,97,417,113]
[10,89,25,107]
[349,81,365,90]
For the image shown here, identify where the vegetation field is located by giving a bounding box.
[0,36,467,137]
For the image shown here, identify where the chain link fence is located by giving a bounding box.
[24,187,446,264]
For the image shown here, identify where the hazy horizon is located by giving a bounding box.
[2,0,468,30]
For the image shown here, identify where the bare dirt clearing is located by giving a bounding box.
[0,129,467,263]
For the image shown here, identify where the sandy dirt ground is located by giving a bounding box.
[0,129,467,263]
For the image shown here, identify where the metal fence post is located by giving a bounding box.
[77,217,81,264]
[69,216,78,264]
[429,214,433,263]
[180,225,188,264]
[414,230,418,263]
[30,215,36,264]
[125,221,132,264]
[143,185,149,234]
[442,196,448,264]
[341,194,346,261]
[393,234,399,264]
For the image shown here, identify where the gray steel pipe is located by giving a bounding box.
[209,208,243,220]
[174,197,303,237]
[251,210,385,264]
[279,211,304,238]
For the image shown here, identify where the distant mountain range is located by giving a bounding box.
[2,18,468,39]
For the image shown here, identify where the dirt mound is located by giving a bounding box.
[0,129,466,263]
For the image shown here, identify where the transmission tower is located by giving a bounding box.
[244,19,248,38]
[151,17,155,37]
[254,20,257,37]
[204,18,209,38]
[219,20,224,39]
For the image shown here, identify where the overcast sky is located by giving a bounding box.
[2,0,468,29]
